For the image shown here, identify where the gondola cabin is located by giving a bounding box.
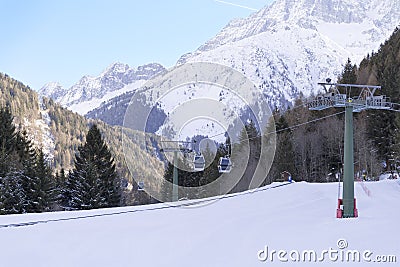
[193,155,206,171]
[218,157,232,173]
[138,181,145,191]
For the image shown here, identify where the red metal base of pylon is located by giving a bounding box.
[336,198,358,218]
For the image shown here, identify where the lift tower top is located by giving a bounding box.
[309,81,390,218]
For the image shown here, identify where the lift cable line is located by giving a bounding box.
[207,95,400,142]
[206,111,346,142]
[208,103,310,141]
[307,81,398,218]
[388,102,400,112]
[265,111,346,136]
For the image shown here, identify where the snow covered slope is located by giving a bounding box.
[0,180,399,266]
[39,62,166,115]
[179,0,400,108]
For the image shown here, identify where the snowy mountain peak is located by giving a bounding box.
[39,62,166,115]
[268,0,370,23]
[101,62,130,76]
[178,0,399,62]
[176,0,400,108]
[39,82,65,99]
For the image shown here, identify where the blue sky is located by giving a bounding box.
[0,0,274,90]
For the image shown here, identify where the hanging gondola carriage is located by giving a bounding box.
[218,156,232,173]
[138,181,145,191]
[193,154,206,171]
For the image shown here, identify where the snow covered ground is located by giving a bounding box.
[0,180,399,266]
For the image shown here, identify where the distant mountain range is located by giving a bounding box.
[40,0,400,133]
[39,62,166,115]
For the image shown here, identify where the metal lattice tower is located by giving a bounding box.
[309,81,392,218]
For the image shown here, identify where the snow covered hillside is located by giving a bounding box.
[1,179,399,266]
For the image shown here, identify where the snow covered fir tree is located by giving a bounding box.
[0,107,56,214]
[61,124,122,210]
[0,106,122,214]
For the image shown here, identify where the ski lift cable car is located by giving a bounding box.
[138,181,145,191]
[193,154,206,171]
[191,139,205,172]
[218,143,232,173]
[218,156,232,173]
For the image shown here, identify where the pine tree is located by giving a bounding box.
[17,130,40,212]
[161,162,174,202]
[0,171,26,214]
[33,149,56,211]
[338,58,357,84]
[55,168,67,206]
[200,142,228,197]
[273,115,296,181]
[0,107,28,213]
[337,58,359,99]
[365,33,400,170]
[0,107,19,177]
[17,130,37,175]
[200,142,220,187]
[59,168,67,185]
[60,170,73,209]
[232,121,261,193]
[68,159,102,209]
[65,124,121,210]
[0,107,58,213]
